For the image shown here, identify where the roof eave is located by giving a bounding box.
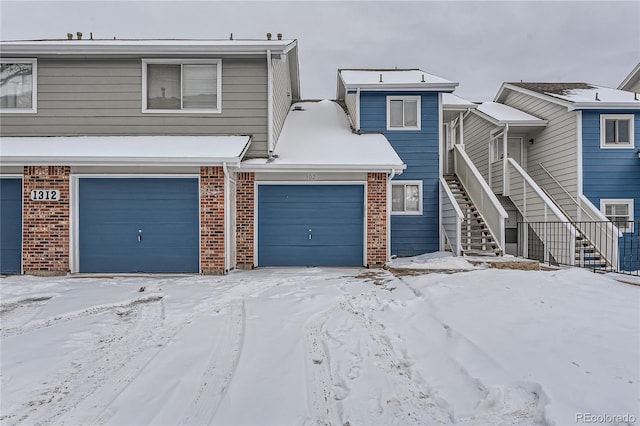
[344,82,459,92]
[568,102,640,111]
[495,83,575,109]
[0,156,244,167]
[239,163,406,173]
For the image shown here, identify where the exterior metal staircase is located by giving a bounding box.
[444,174,501,256]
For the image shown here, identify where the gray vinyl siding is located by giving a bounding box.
[461,112,493,181]
[345,92,357,128]
[1,57,270,158]
[502,91,578,218]
[271,54,292,150]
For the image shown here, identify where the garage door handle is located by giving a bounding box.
[308,229,312,240]
[138,229,142,242]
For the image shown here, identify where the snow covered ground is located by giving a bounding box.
[1,266,638,425]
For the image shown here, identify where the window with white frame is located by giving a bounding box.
[391,181,422,214]
[600,199,634,233]
[142,59,221,113]
[490,138,502,163]
[387,96,420,130]
[600,114,634,148]
[1,59,37,112]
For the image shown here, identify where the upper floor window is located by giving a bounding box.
[391,181,422,215]
[387,96,420,130]
[600,199,634,233]
[1,59,37,113]
[600,114,634,148]
[142,59,221,113]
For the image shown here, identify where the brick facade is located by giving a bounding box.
[22,166,70,275]
[367,172,388,267]
[200,166,225,274]
[236,172,255,269]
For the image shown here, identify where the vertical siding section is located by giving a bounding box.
[0,58,269,158]
[271,54,293,149]
[502,91,578,216]
[360,91,440,256]
[582,110,640,270]
[461,113,494,181]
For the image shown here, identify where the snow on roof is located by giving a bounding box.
[476,102,547,126]
[505,82,640,109]
[442,93,477,109]
[242,100,405,172]
[340,69,457,91]
[0,135,250,166]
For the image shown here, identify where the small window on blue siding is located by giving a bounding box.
[391,181,422,215]
[387,96,420,130]
[600,114,634,148]
[601,199,634,233]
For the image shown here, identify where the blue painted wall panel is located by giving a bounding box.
[0,178,22,274]
[258,185,364,266]
[582,110,640,271]
[79,178,199,273]
[360,91,441,256]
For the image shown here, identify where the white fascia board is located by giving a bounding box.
[238,163,406,173]
[0,42,296,56]
[0,157,243,167]
[618,62,640,90]
[568,102,640,111]
[343,82,459,92]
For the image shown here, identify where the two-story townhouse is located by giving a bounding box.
[458,82,640,271]
[335,69,466,257]
[0,36,301,275]
[0,36,407,275]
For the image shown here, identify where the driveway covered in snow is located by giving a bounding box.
[1,267,638,425]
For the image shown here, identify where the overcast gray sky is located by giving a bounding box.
[1,1,638,101]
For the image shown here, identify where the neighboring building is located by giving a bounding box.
[0,36,407,275]
[619,62,640,93]
[457,82,640,270]
[336,69,462,256]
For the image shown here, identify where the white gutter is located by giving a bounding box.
[238,163,406,173]
[267,49,274,157]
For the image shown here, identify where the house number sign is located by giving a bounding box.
[30,189,61,201]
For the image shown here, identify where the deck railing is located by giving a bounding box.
[453,145,507,253]
[518,221,639,276]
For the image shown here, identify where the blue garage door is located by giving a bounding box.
[79,178,199,273]
[258,185,364,267]
[0,178,22,274]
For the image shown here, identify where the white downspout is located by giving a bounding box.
[502,123,510,196]
[222,161,231,272]
[267,49,274,158]
[387,169,396,262]
[356,87,361,132]
[459,111,465,147]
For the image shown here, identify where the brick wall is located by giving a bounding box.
[23,166,70,275]
[200,166,225,274]
[367,172,388,267]
[236,172,255,268]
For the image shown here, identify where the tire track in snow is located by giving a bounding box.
[178,299,245,426]
[8,295,165,426]
[0,294,55,330]
[302,308,343,426]
[338,297,453,425]
[1,293,164,338]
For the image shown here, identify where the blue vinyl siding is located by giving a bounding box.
[257,185,364,266]
[0,178,22,274]
[582,110,640,271]
[79,178,199,273]
[360,91,440,256]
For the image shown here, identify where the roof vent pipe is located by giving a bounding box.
[277,33,282,40]
[229,33,233,40]
[77,31,83,40]
[421,74,425,83]
[67,33,73,40]
[595,92,600,101]
[90,32,93,40]
[266,32,272,40]
[379,73,383,83]
[635,92,638,101]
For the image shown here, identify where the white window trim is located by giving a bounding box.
[600,114,634,149]
[0,58,37,113]
[600,198,634,233]
[386,96,421,131]
[391,180,423,215]
[142,58,222,114]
